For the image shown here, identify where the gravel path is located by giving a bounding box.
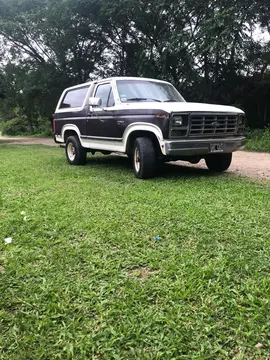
[172,151,270,180]
[0,136,56,146]
[1,136,269,180]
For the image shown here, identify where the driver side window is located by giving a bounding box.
[95,83,115,107]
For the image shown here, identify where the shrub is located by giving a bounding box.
[1,114,53,136]
[1,116,28,136]
[34,115,53,136]
[245,128,270,152]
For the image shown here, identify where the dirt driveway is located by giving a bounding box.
[1,135,269,180]
[0,136,55,147]
[173,151,270,180]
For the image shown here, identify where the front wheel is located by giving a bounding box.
[133,137,157,179]
[205,153,232,172]
[65,136,87,165]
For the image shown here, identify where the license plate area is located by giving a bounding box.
[210,143,224,153]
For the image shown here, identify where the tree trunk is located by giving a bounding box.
[264,105,267,126]
[27,117,34,135]
[204,53,210,102]
[213,49,220,102]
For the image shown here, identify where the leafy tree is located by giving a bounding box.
[0,0,270,133]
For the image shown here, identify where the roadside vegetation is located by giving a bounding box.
[0,108,52,137]
[1,0,270,135]
[245,128,270,153]
[0,145,270,359]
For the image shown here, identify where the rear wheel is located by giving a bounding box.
[205,153,232,172]
[133,137,157,179]
[65,135,87,165]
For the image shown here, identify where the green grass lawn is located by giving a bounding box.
[0,145,270,360]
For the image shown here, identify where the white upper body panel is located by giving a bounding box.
[55,77,244,115]
[111,102,244,114]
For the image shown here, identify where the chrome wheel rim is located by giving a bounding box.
[67,142,76,161]
[134,147,140,172]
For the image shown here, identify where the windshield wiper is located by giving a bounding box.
[164,99,177,102]
[126,97,161,102]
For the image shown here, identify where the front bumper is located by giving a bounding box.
[164,136,246,156]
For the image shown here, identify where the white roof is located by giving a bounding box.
[95,76,170,84]
[63,76,170,92]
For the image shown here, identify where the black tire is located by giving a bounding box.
[133,137,157,179]
[65,135,87,165]
[205,153,232,172]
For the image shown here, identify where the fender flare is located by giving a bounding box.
[61,124,82,143]
[123,123,166,155]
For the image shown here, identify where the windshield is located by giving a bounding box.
[116,80,185,103]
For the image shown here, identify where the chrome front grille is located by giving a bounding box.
[189,114,238,136]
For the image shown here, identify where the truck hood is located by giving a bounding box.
[116,102,244,114]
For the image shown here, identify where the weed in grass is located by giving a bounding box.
[127,266,158,281]
[0,145,270,359]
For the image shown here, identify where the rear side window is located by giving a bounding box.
[60,86,89,109]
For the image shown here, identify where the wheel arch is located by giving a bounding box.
[62,125,81,143]
[123,123,165,156]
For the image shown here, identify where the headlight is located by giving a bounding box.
[173,115,184,126]
[238,114,245,125]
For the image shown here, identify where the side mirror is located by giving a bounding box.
[89,97,102,107]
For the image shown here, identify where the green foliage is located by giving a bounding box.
[0,0,270,133]
[1,116,28,136]
[0,145,270,359]
[1,108,28,135]
[245,128,270,152]
[1,114,52,136]
[34,116,53,136]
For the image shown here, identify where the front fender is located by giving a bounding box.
[123,122,166,155]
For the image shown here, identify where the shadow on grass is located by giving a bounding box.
[85,154,226,180]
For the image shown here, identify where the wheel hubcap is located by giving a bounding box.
[67,143,76,161]
[134,147,141,172]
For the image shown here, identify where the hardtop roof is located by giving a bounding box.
[64,76,171,92]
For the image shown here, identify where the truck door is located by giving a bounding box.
[87,83,120,139]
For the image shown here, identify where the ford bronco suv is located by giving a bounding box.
[53,77,245,179]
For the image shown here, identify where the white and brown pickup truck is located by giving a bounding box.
[53,76,245,179]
